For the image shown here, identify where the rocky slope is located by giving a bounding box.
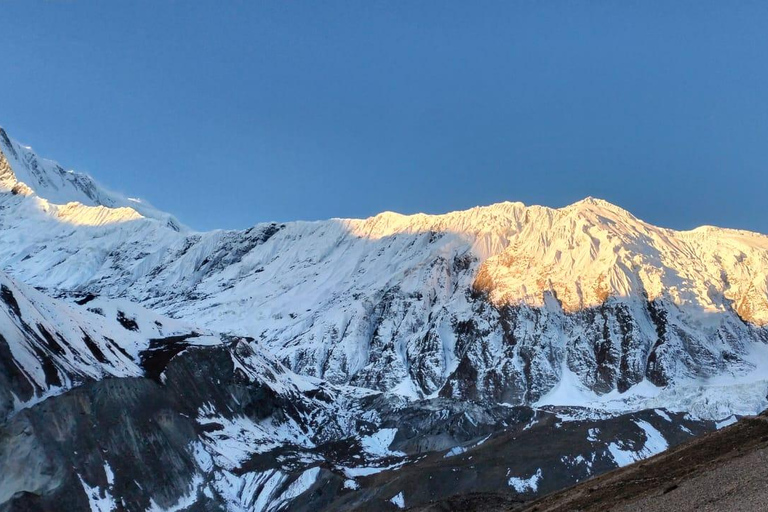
[414,413,768,512]
[518,412,768,512]
[0,268,720,511]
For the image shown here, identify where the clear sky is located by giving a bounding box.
[2,1,767,232]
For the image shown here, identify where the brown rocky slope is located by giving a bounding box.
[414,411,768,512]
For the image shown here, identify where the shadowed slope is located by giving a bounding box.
[518,411,768,512]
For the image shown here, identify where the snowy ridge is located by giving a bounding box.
[0,127,184,230]
[0,269,214,421]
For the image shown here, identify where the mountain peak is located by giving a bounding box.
[0,125,185,232]
[563,196,636,216]
[570,195,613,207]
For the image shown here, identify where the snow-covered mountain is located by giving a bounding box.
[0,125,767,510]
[0,127,183,231]
[1,127,767,421]
[2,263,720,512]
[0,267,366,510]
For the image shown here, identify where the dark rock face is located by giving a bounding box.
[138,334,198,381]
[0,340,329,511]
[116,311,140,332]
[0,332,38,416]
[0,378,200,511]
[0,321,720,512]
[0,286,21,318]
[318,408,715,511]
[425,292,767,407]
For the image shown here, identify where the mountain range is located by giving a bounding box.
[1,125,767,511]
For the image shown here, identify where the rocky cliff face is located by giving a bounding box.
[1,267,719,511]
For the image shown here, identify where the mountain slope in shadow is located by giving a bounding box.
[416,411,768,512]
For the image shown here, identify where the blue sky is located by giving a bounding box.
[2,1,767,231]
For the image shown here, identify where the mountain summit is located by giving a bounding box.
[0,127,183,230]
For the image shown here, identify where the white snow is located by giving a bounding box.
[536,362,601,407]
[560,454,593,475]
[78,474,116,512]
[342,466,389,478]
[389,378,421,399]
[343,479,359,490]
[273,467,321,504]
[341,461,407,478]
[607,419,669,467]
[197,406,315,471]
[389,491,405,509]
[103,463,115,487]
[444,446,467,458]
[508,468,542,493]
[209,467,319,512]
[0,129,184,229]
[716,415,738,429]
[359,428,404,457]
[635,419,669,455]
[606,442,639,468]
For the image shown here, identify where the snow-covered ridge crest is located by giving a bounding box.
[0,126,184,230]
[0,267,212,421]
[339,196,768,325]
[468,198,768,325]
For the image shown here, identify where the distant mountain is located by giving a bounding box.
[0,125,766,511]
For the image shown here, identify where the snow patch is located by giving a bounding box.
[443,446,467,458]
[360,428,404,457]
[78,474,116,512]
[716,415,738,429]
[389,491,405,509]
[508,468,542,493]
[607,419,668,467]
